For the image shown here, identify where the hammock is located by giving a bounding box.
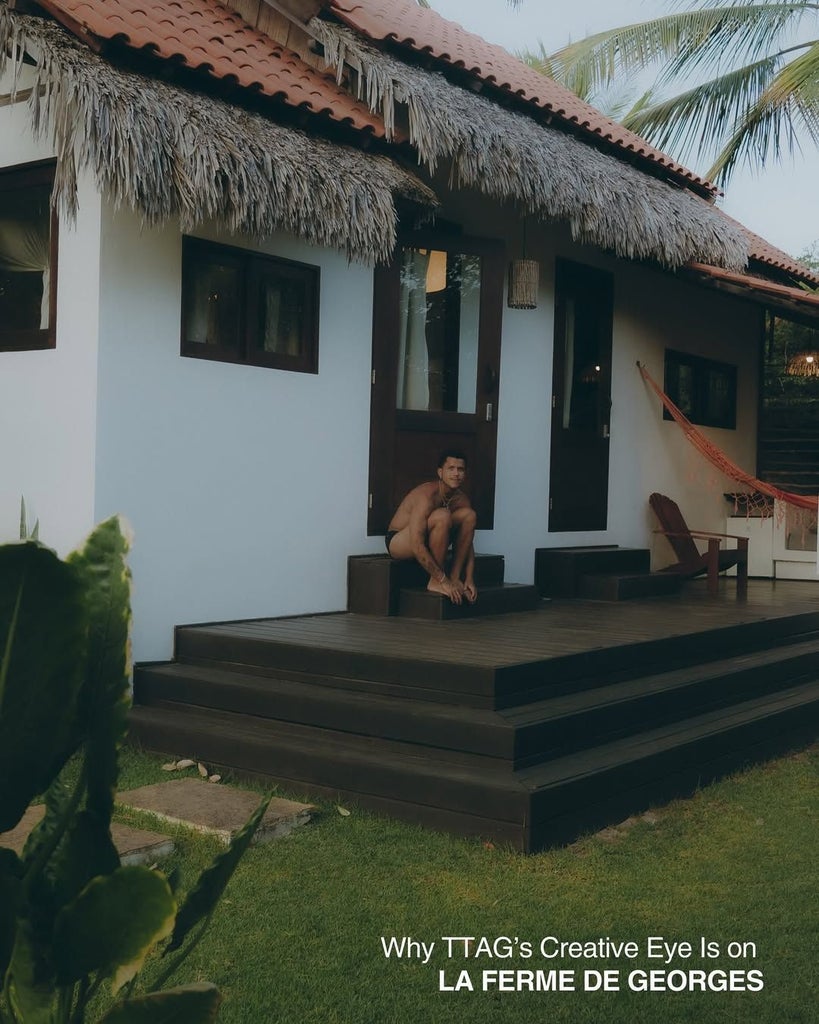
[637,361,819,515]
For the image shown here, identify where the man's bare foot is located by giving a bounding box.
[427,577,462,604]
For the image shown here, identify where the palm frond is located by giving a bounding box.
[709,38,819,181]
[622,55,782,169]
[545,5,811,100]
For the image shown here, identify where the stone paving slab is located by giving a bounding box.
[116,779,314,844]
[0,805,175,865]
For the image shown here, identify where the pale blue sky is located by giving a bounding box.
[432,0,818,259]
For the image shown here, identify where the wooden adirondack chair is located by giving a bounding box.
[649,492,749,597]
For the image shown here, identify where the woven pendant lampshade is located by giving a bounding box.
[785,351,819,377]
[507,258,539,309]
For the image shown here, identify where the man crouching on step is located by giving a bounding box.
[385,450,477,605]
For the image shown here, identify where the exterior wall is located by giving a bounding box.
[437,193,761,584]
[2,74,764,660]
[0,79,102,555]
[94,209,381,660]
[95,193,762,660]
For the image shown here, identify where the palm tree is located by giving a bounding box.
[524,0,819,186]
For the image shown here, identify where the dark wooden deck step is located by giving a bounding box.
[129,679,819,851]
[128,703,529,822]
[348,553,505,615]
[135,637,819,766]
[397,584,541,620]
[579,572,682,601]
[172,612,819,711]
[522,681,819,827]
[535,546,651,598]
[134,662,514,759]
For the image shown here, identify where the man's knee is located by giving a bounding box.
[428,508,453,531]
[453,507,477,530]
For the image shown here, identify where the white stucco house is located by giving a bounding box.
[3,0,819,663]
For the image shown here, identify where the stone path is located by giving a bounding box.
[0,780,314,862]
[117,779,314,844]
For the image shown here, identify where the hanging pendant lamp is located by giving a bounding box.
[507,219,539,309]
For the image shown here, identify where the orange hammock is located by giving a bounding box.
[637,361,819,514]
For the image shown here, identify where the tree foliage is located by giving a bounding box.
[525,0,819,185]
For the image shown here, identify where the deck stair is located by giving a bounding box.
[347,552,540,618]
[130,591,819,852]
[535,545,683,600]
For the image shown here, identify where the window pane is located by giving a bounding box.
[183,257,241,350]
[0,181,52,331]
[254,267,308,357]
[561,294,606,433]
[396,247,480,413]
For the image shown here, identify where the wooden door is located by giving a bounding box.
[368,232,504,533]
[549,260,614,532]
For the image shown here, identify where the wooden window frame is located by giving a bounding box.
[664,349,737,429]
[181,236,319,374]
[0,160,58,352]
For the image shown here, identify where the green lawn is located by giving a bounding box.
[114,742,818,1024]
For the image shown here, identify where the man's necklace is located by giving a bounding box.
[439,483,460,509]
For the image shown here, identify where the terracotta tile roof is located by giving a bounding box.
[33,0,385,135]
[686,263,819,322]
[744,230,819,286]
[328,0,719,195]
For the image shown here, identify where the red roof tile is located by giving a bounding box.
[34,0,385,135]
[329,0,718,194]
[687,262,819,321]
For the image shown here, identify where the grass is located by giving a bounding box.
[103,741,819,1024]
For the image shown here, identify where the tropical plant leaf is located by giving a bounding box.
[53,866,175,992]
[166,794,271,953]
[47,809,121,907]
[67,515,133,826]
[6,916,55,1024]
[0,543,86,832]
[98,983,222,1024]
[0,848,23,980]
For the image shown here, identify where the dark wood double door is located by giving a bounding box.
[367,232,504,534]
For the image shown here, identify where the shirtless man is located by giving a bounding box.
[385,451,477,605]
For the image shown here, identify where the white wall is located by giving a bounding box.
[0,87,102,555]
[436,192,761,583]
[94,209,381,660]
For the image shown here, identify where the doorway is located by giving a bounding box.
[368,232,504,533]
[549,260,614,532]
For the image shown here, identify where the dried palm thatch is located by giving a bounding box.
[0,7,436,263]
[313,20,749,271]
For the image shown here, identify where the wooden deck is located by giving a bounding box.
[130,579,819,851]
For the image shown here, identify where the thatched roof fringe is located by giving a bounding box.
[312,20,749,272]
[0,8,436,264]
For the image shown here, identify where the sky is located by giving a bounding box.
[431,0,819,261]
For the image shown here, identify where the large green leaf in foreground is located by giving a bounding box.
[53,866,175,992]
[0,543,86,831]
[68,515,133,826]
[100,983,222,1024]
